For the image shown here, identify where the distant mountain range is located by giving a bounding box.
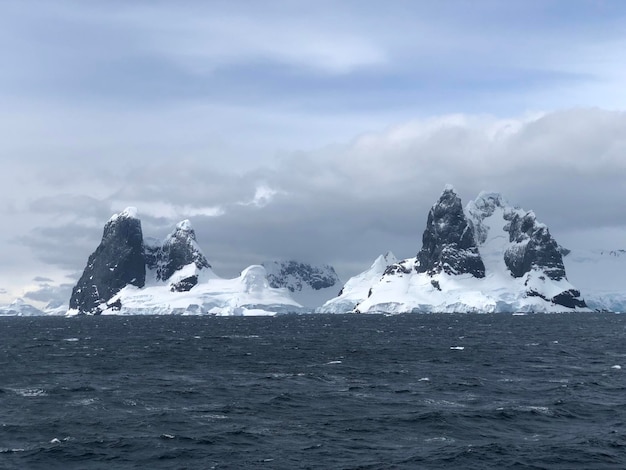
[2,187,624,315]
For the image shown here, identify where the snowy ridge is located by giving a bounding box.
[263,260,341,308]
[319,252,397,313]
[0,299,46,316]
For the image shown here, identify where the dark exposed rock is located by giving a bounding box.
[384,261,412,275]
[170,275,199,292]
[69,208,146,314]
[415,187,485,278]
[504,211,566,281]
[527,287,587,309]
[552,289,587,309]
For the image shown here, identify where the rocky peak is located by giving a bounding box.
[69,207,146,314]
[150,219,211,291]
[503,211,566,281]
[415,186,485,278]
[373,251,398,272]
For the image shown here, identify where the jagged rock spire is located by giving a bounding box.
[416,186,485,278]
[69,207,146,314]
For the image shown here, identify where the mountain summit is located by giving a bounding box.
[146,220,212,292]
[416,186,485,278]
[69,207,146,314]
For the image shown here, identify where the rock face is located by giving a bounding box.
[416,186,485,278]
[69,208,146,314]
[264,260,340,292]
[146,220,211,291]
[503,212,565,280]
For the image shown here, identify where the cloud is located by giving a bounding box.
[238,185,284,208]
[10,108,626,285]
[109,202,225,221]
[23,282,73,307]
[17,223,103,271]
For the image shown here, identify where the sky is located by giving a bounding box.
[1,0,626,307]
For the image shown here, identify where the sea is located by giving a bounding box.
[1,312,625,469]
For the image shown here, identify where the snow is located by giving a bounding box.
[67,264,303,316]
[0,298,46,316]
[176,219,193,231]
[108,207,138,223]
[318,252,397,313]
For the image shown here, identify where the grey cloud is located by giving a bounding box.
[24,283,73,305]
[29,194,112,220]
[184,109,626,279]
[7,109,626,287]
[33,276,54,283]
[17,223,103,271]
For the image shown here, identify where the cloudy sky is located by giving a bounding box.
[1,0,626,306]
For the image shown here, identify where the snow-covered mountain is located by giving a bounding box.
[263,260,341,308]
[319,252,397,313]
[563,249,626,312]
[67,208,303,316]
[145,220,212,291]
[322,187,588,313]
[0,299,46,316]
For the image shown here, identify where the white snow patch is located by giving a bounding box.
[319,252,397,313]
[109,207,138,222]
[74,264,303,316]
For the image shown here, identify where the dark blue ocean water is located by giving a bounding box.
[1,313,626,469]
